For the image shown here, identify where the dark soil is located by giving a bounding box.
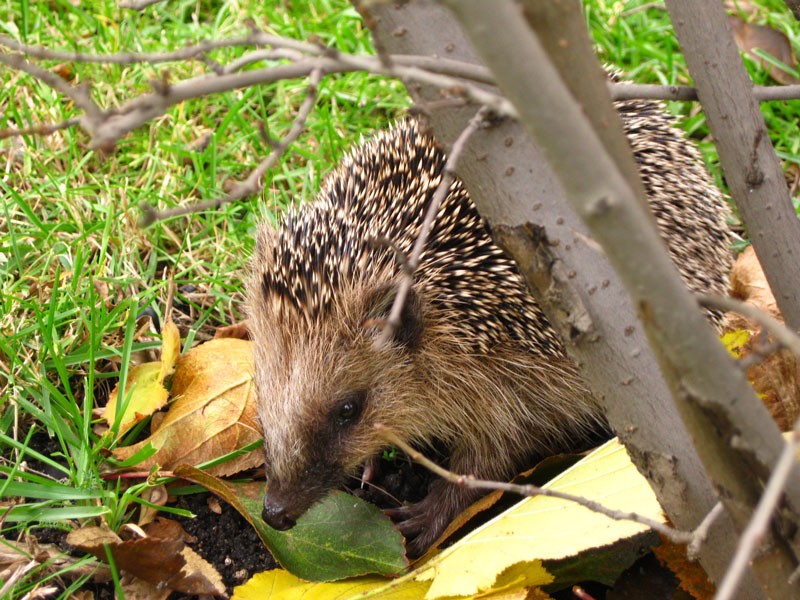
[173,492,277,592]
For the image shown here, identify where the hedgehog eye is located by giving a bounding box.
[334,392,365,427]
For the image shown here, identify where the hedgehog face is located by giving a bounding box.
[250,276,428,531]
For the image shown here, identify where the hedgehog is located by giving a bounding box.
[248,106,731,556]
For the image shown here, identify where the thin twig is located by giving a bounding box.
[0,31,316,64]
[715,424,800,600]
[0,31,492,86]
[687,502,724,560]
[0,51,101,120]
[376,424,693,545]
[373,107,489,348]
[140,69,323,224]
[0,118,81,141]
[83,55,509,150]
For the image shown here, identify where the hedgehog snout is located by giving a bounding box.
[262,495,297,531]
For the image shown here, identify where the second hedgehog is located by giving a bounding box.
[248,114,731,556]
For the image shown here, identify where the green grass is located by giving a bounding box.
[0,0,797,596]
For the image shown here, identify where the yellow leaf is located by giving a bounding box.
[158,320,181,382]
[112,338,261,476]
[721,330,751,358]
[232,570,430,600]
[414,439,664,599]
[104,362,169,433]
[104,318,181,433]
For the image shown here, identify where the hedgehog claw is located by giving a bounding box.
[385,486,454,557]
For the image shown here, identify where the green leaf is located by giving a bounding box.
[175,465,408,581]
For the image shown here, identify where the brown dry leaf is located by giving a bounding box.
[119,576,171,600]
[728,246,779,324]
[112,338,262,476]
[66,520,225,597]
[653,539,715,600]
[746,346,800,430]
[725,247,800,429]
[137,484,170,527]
[729,15,800,84]
[0,536,111,588]
[177,545,227,597]
[104,320,181,433]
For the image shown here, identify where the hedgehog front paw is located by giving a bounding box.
[385,480,477,557]
[386,496,450,557]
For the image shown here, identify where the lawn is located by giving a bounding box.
[1,0,798,597]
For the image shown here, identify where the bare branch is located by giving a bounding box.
[610,82,800,102]
[0,31,326,64]
[8,28,800,102]
[0,118,81,141]
[446,0,800,594]
[360,0,757,589]
[140,69,323,224]
[666,0,800,333]
[0,33,257,64]
[688,503,725,560]
[75,55,508,149]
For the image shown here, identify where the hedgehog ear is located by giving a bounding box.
[363,284,424,350]
[253,220,278,267]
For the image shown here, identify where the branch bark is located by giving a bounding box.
[665,0,800,334]
[517,0,649,211]
[444,1,800,596]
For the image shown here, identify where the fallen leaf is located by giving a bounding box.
[232,570,431,599]
[66,520,225,597]
[113,338,262,476]
[729,15,800,84]
[725,247,800,429]
[119,576,172,600]
[729,245,780,322]
[721,329,752,358]
[104,320,180,433]
[104,362,169,433]
[138,484,170,528]
[175,465,407,581]
[66,525,185,584]
[158,320,181,382]
[654,539,715,600]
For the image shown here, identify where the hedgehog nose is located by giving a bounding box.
[262,501,297,530]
